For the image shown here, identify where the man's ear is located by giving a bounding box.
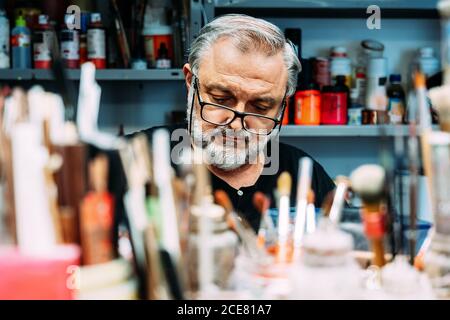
[183,63,193,91]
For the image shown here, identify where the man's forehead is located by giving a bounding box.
[197,38,288,94]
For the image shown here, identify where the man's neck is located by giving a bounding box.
[208,155,265,190]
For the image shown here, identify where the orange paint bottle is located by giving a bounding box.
[294,84,321,125]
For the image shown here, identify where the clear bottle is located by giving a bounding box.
[187,200,239,297]
[0,9,10,69]
[11,15,31,69]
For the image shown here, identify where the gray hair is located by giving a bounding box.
[188,14,301,96]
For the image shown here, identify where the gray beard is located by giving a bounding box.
[186,89,271,171]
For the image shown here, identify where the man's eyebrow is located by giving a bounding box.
[252,96,277,106]
[203,83,234,95]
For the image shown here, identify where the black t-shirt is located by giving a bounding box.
[136,123,336,232]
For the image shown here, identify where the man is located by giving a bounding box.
[142,14,335,231]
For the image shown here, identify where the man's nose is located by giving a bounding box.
[228,102,245,131]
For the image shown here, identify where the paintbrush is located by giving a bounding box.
[215,190,271,264]
[253,191,276,247]
[293,158,313,259]
[350,164,387,268]
[322,176,349,225]
[277,171,292,263]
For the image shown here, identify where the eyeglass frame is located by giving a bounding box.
[188,74,287,136]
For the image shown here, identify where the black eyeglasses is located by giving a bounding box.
[191,76,286,136]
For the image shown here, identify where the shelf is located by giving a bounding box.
[279,125,438,137]
[0,69,185,81]
[214,0,439,18]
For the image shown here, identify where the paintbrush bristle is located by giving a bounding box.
[253,192,271,215]
[214,190,233,214]
[277,171,292,197]
[350,164,385,203]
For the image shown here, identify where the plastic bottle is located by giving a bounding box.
[87,13,106,69]
[155,42,171,69]
[321,75,349,125]
[79,12,90,66]
[330,46,352,88]
[387,74,406,124]
[0,9,10,69]
[33,14,54,69]
[294,58,321,125]
[365,57,388,111]
[60,14,80,69]
[11,16,31,69]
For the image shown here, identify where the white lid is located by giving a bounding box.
[64,14,76,25]
[38,14,49,25]
[330,57,351,74]
[367,57,388,77]
[331,46,347,56]
[142,24,172,36]
[419,47,435,58]
[90,13,101,23]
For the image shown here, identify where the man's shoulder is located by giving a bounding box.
[277,141,312,161]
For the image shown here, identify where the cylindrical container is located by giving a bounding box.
[387,74,406,124]
[33,15,54,69]
[142,25,173,68]
[79,12,90,66]
[439,0,450,85]
[187,203,238,296]
[11,16,31,69]
[365,57,388,111]
[0,9,10,69]
[87,13,106,69]
[312,57,331,89]
[423,130,450,298]
[155,42,171,69]
[416,47,440,79]
[320,75,348,125]
[330,57,352,88]
[282,98,290,125]
[294,84,321,125]
[348,88,362,125]
[60,14,80,69]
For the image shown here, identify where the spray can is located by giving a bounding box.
[0,9,10,69]
[11,16,31,69]
[87,13,106,69]
[33,15,54,69]
[61,14,80,69]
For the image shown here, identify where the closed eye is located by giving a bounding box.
[212,96,230,104]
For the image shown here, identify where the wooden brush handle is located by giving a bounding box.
[371,238,386,267]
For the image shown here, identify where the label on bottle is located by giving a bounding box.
[388,97,405,124]
[321,92,348,125]
[87,29,105,59]
[33,30,53,62]
[348,108,362,125]
[61,30,80,60]
[156,58,171,69]
[11,33,30,48]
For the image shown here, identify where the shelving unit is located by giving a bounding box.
[0,69,185,81]
[279,125,438,137]
[210,0,439,19]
